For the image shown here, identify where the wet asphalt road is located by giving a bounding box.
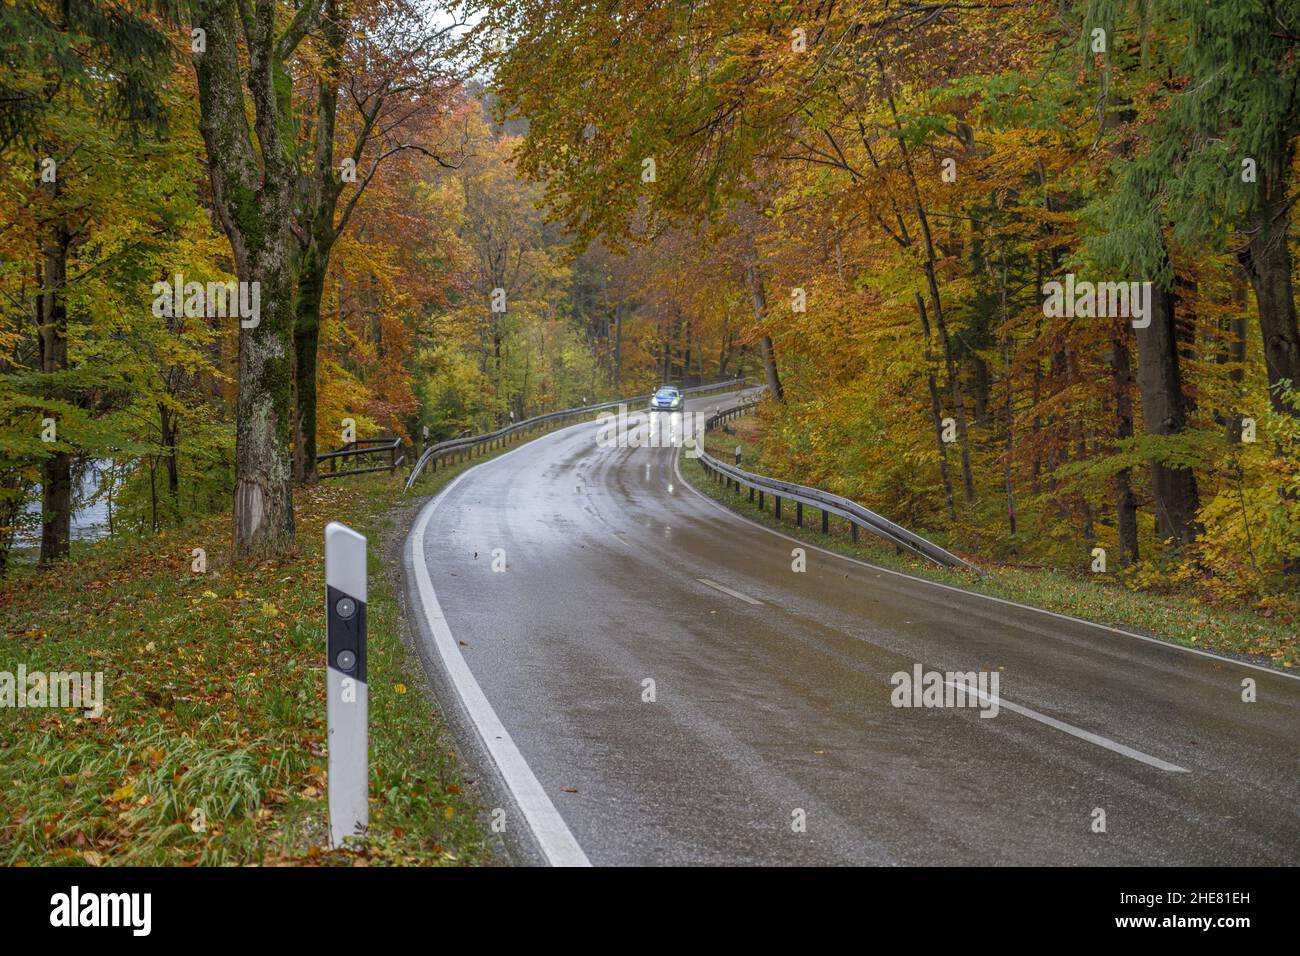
[407,392,1300,866]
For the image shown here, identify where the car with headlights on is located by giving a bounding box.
[649,385,683,412]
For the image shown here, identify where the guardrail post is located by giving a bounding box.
[852,523,859,544]
[796,501,802,527]
[325,522,368,849]
[758,490,764,511]
[822,509,829,534]
[775,495,781,520]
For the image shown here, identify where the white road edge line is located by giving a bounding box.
[409,429,592,867]
[697,577,763,605]
[673,450,1300,683]
[943,681,1189,773]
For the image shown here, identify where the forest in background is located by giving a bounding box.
[482,0,1300,610]
[0,0,759,573]
[1,0,1297,617]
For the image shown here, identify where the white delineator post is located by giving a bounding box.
[325,522,368,848]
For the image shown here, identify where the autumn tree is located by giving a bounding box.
[186,0,326,555]
[0,0,175,564]
[290,0,465,483]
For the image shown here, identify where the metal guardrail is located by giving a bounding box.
[403,376,753,493]
[696,400,979,573]
[318,436,405,479]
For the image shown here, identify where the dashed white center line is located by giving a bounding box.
[698,577,762,605]
[945,681,1190,773]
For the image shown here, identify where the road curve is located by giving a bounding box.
[404,392,1300,866]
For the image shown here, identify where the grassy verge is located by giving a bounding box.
[687,428,1296,671]
[0,451,521,866]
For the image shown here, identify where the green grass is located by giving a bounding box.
[0,452,518,866]
[686,437,1297,671]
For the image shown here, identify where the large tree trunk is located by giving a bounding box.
[233,246,297,555]
[1134,275,1201,547]
[192,0,306,557]
[1239,166,1300,417]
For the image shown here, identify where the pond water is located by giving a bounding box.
[16,459,113,546]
